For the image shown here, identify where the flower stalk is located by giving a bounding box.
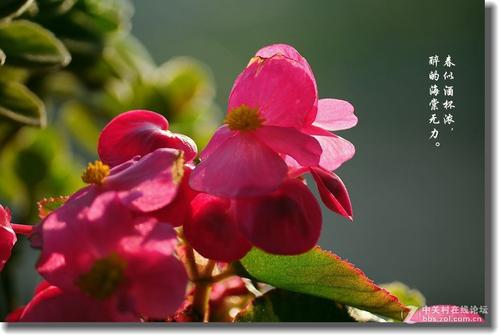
[192,259,217,322]
[11,223,33,236]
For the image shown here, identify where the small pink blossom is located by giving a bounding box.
[190,48,322,197]
[37,192,188,320]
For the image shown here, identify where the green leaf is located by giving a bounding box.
[0,0,34,21]
[0,20,71,68]
[155,57,215,118]
[236,289,356,322]
[380,282,426,308]
[241,247,410,321]
[0,80,46,127]
[104,34,155,78]
[73,0,132,36]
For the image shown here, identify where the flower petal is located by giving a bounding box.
[255,44,310,69]
[5,306,24,322]
[189,133,288,197]
[254,44,318,125]
[228,56,316,128]
[310,167,353,221]
[235,179,322,255]
[184,194,251,262]
[0,205,16,272]
[199,125,235,160]
[150,167,197,227]
[18,286,136,322]
[98,110,197,167]
[105,148,183,212]
[117,218,188,318]
[314,99,357,131]
[127,254,188,319]
[255,126,322,166]
[304,125,355,171]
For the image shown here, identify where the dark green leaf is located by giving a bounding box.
[241,247,410,321]
[0,0,34,21]
[236,289,356,322]
[0,81,45,126]
[0,20,71,68]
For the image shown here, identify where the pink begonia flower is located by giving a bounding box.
[37,192,188,320]
[405,305,485,323]
[98,110,197,168]
[189,50,323,197]
[184,178,322,260]
[77,147,184,214]
[94,111,197,227]
[0,205,16,271]
[256,44,357,172]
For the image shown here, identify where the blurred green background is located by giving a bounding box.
[0,0,484,318]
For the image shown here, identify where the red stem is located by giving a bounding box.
[11,223,33,236]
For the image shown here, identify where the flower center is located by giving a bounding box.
[172,151,185,184]
[224,105,265,131]
[81,160,110,185]
[76,253,126,300]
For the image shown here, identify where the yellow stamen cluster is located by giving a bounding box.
[224,105,265,131]
[172,152,185,184]
[76,253,126,300]
[81,160,110,185]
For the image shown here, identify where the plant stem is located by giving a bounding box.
[11,223,33,236]
[192,260,216,322]
[192,281,211,322]
[184,242,199,280]
[203,259,216,278]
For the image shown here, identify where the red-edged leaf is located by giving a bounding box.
[240,246,410,321]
